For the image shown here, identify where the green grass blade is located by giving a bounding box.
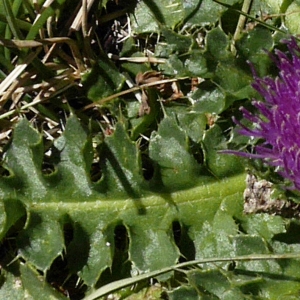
[0,13,31,31]
[25,0,66,40]
[212,0,288,35]
[3,0,23,39]
[84,253,300,300]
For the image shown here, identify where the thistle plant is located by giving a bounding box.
[234,37,300,191]
[3,1,300,299]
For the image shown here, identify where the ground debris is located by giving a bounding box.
[243,174,300,218]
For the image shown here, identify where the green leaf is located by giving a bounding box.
[206,26,230,60]
[233,235,283,274]
[237,27,273,58]
[236,27,273,76]
[1,113,300,298]
[0,260,67,299]
[184,50,208,77]
[241,214,286,241]
[184,0,240,27]
[2,119,48,200]
[97,123,146,197]
[83,58,126,102]
[214,60,255,108]
[0,261,26,300]
[0,116,246,288]
[149,116,202,190]
[0,199,25,240]
[72,211,116,285]
[17,211,64,272]
[250,0,284,15]
[161,27,193,54]
[157,49,208,77]
[285,2,300,35]
[187,269,247,299]
[202,124,244,178]
[20,263,67,300]
[192,83,226,114]
[177,112,207,143]
[131,0,184,33]
[167,286,199,300]
[158,54,186,76]
[53,115,93,198]
[124,207,179,278]
[215,61,252,95]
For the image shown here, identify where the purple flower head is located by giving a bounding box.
[236,37,300,190]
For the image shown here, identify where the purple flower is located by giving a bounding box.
[235,37,300,190]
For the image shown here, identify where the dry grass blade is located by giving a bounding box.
[0,48,42,97]
[82,77,188,111]
[231,0,252,53]
[0,38,86,72]
[109,54,167,64]
[70,0,95,33]
[33,0,55,24]
[0,74,78,120]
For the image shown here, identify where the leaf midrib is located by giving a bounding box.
[26,173,245,210]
